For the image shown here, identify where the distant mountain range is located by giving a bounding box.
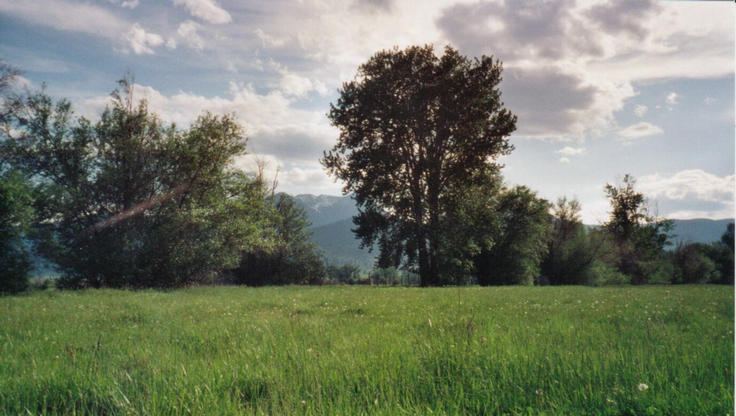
[293,194,734,270]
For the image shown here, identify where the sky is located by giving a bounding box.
[0,0,733,223]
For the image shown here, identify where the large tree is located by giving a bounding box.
[2,78,272,288]
[322,45,517,286]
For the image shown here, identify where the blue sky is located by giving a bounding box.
[0,0,733,223]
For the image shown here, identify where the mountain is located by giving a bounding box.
[668,218,733,246]
[292,194,358,228]
[309,218,376,269]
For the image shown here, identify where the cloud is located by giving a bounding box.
[500,66,599,138]
[177,21,205,50]
[0,0,169,55]
[121,0,139,9]
[270,62,328,98]
[79,81,335,162]
[124,24,165,55]
[665,92,679,106]
[556,146,585,156]
[559,157,570,164]
[618,122,663,141]
[436,0,732,141]
[172,0,231,24]
[232,155,341,195]
[638,170,734,204]
[586,0,660,40]
[0,0,127,37]
[634,105,647,117]
[254,28,286,48]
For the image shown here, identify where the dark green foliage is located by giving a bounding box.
[0,171,33,293]
[3,79,271,288]
[323,45,516,286]
[691,223,734,285]
[475,186,552,285]
[721,222,734,251]
[542,198,597,285]
[603,175,672,284]
[235,194,326,286]
[671,242,719,284]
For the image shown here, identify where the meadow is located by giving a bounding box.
[0,285,732,415]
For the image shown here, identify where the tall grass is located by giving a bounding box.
[1,285,732,415]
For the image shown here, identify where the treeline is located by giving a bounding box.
[0,55,732,293]
[0,63,329,292]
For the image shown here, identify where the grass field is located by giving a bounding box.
[1,286,733,415]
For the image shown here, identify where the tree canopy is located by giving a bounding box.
[2,78,272,288]
[322,45,517,286]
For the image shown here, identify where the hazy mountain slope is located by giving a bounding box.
[292,194,357,228]
[668,218,733,246]
[309,218,376,270]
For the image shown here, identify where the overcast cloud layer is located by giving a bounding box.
[0,0,733,222]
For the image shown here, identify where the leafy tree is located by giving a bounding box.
[541,197,598,285]
[721,223,734,251]
[603,174,672,284]
[475,186,552,285]
[3,79,272,288]
[672,242,719,284]
[322,45,516,286]
[0,60,34,293]
[236,194,325,286]
[698,223,734,285]
[0,170,33,293]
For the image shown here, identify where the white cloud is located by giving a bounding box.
[121,0,139,9]
[618,122,663,141]
[559,157,570,164]
[232,155,341,195]
[665,92,679,106]
[557,146,585,156]
[638,170,734,204]
[254,28,286,48]
[0,0,127,38]
[172,0,231,24]
[177,20,205,50]
[124,24,164,55]
[634,104,647,117]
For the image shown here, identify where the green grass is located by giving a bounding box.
[1,286,732,415]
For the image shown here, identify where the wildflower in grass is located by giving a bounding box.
[638,383,649,391]
[606,398,616,405]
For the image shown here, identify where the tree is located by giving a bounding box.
[475,186,552,285]
[3,78,272,288]
[235,193,326,286]
[322,45,517,286]
[541,197,598,285]
[603,174,672,284]
[0,170,34,293]
[0,60,34,293]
